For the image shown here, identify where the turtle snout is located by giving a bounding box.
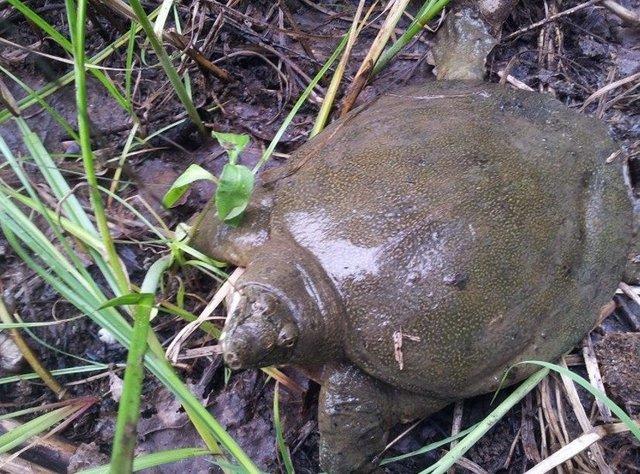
[221,286,299,369]
[223,348,242,370]
[221,320,278,370]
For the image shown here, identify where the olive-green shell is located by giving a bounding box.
[269,81,631,398]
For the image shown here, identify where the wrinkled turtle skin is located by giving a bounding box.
[192,81,632,472]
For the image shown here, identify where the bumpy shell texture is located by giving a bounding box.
[269,81,631,398]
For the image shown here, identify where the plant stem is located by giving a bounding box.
[311,0,366,137]
[70,0,130,296]
[340,0,412,116]
[0,8,161,125]
[109,256,172,472]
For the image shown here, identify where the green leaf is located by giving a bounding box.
[98,293,155,310]
[162,164,216,208]
[0,365,108,386]
[212,131,250,165]
[215,163,254,224]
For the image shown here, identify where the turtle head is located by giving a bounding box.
[220,245,345,370]
[221,285,299,370]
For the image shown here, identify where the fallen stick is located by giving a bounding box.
[0,454,56,474]
[603,0,640,26]
[98,0,232,82]
[0,419,78,472]
[524,423,631,474]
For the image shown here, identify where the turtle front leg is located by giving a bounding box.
[318,363,390,473]
[318,363,448,473]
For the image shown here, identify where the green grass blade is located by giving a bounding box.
[98,185,167,240]
[0,314,83,329]
[380,424,477,465]
[0,194,101,298]
[125,23,138,106]
[0,218,258,471]
[519,360,640,440]
[373,0,450,76]
[0,405,78,454]
[127,0,204,134]
[273,382,294,474]
[0,65,79,141]
[70,0,130,296]
[6,0,129,112]
[0,365,109,386]
[421,368,549,474]
[253,34,349,172]
[0,182,104,252]
[110,256,172,472]
[80,447,211,474]
[0,8,160,124]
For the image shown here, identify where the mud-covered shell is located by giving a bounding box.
[269,81,631,398]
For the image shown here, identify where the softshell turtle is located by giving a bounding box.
[192,3,632,472]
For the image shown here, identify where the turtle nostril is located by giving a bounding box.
[224,351,241,369]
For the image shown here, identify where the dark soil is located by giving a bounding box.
[0,1,639,473]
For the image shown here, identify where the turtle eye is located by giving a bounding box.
[251,293,277,318]
[277,324,298,348]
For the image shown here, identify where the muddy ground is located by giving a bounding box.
[0,0,639,472]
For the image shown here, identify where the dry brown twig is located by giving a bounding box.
[602,0,640,26]
[497,70,534,91]
[0,297,67,400]
[0,455,56,474]
[558,357,613,473]
[580,71,640,111]
[521,393,542,463]
[454,456,488,474]
[340,0,412,116]
[524,422,631,474]
[503,0,639,41]
[98,0,232,82]
[503,0,602,41]
[165,267,244,362]
[582,335,613,422]
[448,401,464,474]
[277,0,316,59]
[539,377,572,470]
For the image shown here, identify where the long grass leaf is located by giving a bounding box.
[6,0,129,111]
[253,34,349,172]
[0,8,161,124]
[0,218,258,471]
[422,369,549,474]
[273,382,294,474]
[81,447,211,474]
[0,405,78,454]
[71,0,130,296]
[373,0,450,75]
[519,361,640,440]
[381,424,477,465]
[0,365,109,386]
[0,65,79,141]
